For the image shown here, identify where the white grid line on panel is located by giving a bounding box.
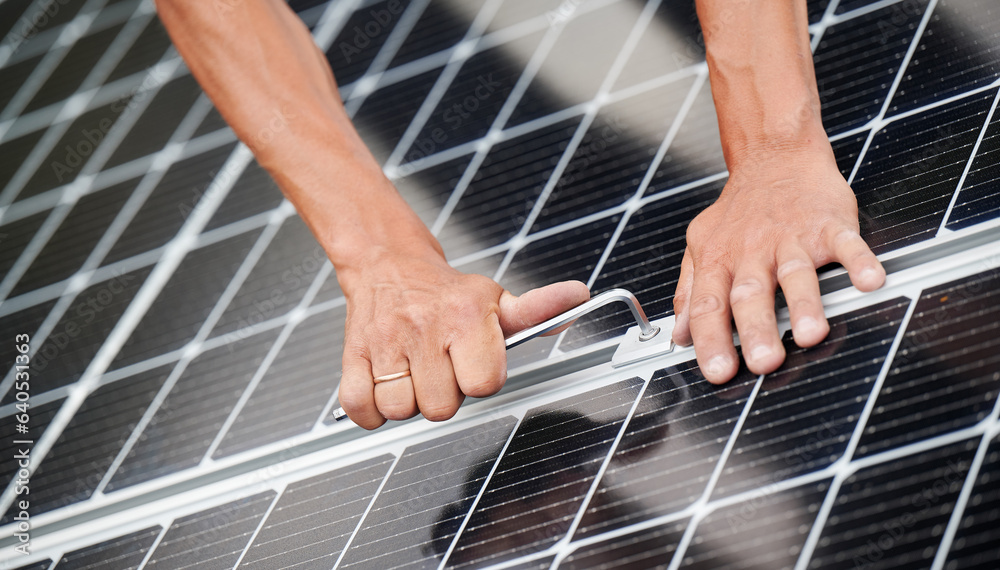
[0,0,109,123]
[0,3,158,300]
[0,114,234,227]
[332,453,403,570]
[437,415,525,570]
[0,0,363,517]
[490,0,664,282]
[134,524,171,570]
[846,0,939,185]
[198,0,451,453]
[0,0,50,65]
[663,374,766,570]
[380,0,509,170]
[0,56,190,402]
[93,0,432,496]
[929,395,1000,570]
[792,295,919,570]
[547,69,709,358]
[0,0,142,69]
[92,204,296,497]
[558,375,655,546]
[227,487,285,570]
[938,87,1000,234]
[341,0,433,116]
[0,0,119,204]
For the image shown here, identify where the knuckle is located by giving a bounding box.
[376,396,415,419]
[689,293,725,319]
[421,401,458,422]
[461,367,506,397]
[776,258,815,281]
[338,386,370,416]
[729,279,766,306]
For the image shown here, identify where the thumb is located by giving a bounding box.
[498,280,591,337]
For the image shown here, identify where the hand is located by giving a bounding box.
[336,248,590,429]
[671,147,885,384]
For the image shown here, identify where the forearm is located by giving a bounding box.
[695,0,832,168]
[155,0,443,284]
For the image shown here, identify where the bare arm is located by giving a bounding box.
[676,0,886,382]
[156,0,589,428]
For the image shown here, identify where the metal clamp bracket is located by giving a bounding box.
[332,288,672,422]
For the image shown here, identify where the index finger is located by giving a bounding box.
[688,264,739,384]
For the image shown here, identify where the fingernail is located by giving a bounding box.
[705,355,729,377]
[750,345,773,363]
[860,266,880,285]
[797,316,821,337]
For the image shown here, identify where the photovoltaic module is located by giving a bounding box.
[0,0,998,568]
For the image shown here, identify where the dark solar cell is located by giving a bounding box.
[237,455,394,569]
[24,23,125,113]
[856,269,1000,457]
[612,1,702,92]
[204,160,285,232]
[10,178,138,296]
[505,555,557,569]
[0,299,57,397]
[813,1,928,135]
[192,106,229,138]
[563,519,688,569]
[0,55,43,120]
[682,481,831,569]
[327,0,412,84]
[945,435,1000,569]
[0,398,62,498]
[532,80,694,232]
[102,142,238,264]
[105,74,203,168]
[445,378,644,568]
[947,103,1000,229]
[1,367,168,523]
[144,492,276,569]
[808,0,831,23]
[887,0,1000,117]
[575,360,757,539]
[436,117,582,259]
[394,153,474,230]
[712,298,910,498]
[409,31,544,157]
[2,267,151,402]
[19,99,132,200]
[338,417,517,569]
[853,89,993,254]
[56,526,162,570]
[507,1,642,126]
[213,305,346,457]
[504,214,619,297]
[643,79,725,197]
[355,67,444,164]
[562,178,724,350]
[106,17,173,83]
[0,0,33,41]
[106,330,281,491]
[0,210,49,286]
[211,217,326,338]
[0,129,45,194]
[110,230,262,370]
[21,0,86,37]
[808,438,978,569]
[389,0,483,68]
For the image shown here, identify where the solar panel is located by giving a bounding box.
[0,0,998,567]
